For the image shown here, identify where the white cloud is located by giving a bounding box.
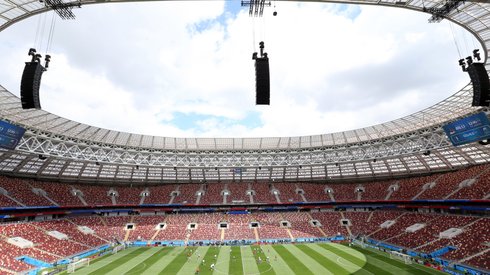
[0,1,475,138]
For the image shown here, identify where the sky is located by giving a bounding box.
[0,1,478,138]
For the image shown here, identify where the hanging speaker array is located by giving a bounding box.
[20,48,50,110]
[459,49,490,107]
[253,41,270,105]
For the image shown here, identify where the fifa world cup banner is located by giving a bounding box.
[0,120,26,150]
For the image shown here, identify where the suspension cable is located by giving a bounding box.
[448,21,462,59]
[46,11,57,54]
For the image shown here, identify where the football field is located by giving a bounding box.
[70,243,446,275]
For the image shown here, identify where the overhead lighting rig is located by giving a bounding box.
[241,0,271,17]
[423,0,465,23]
[41,0,81,20]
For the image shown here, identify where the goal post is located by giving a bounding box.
[389,251,412,265]
[67,258,90,273]
[112,244,126,254]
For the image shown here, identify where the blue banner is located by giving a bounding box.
[443,112,490,146]
[0,120,25,150]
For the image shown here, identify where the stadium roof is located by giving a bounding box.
[0,0,489,183]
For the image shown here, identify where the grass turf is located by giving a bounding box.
[62,243,450,275]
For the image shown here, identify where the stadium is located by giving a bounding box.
[0,0,489,274]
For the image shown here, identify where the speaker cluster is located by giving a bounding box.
[20,48,50,110]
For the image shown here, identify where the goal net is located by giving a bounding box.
[112,244,125,254]
[389,251,412,264]
[67,258,90,273]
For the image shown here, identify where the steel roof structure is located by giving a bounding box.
[0,0,490,184]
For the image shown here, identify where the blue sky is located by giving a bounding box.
[0,1,475,138]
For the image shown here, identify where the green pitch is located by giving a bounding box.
[68,243,447,275]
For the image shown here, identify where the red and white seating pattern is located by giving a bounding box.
[0,212,487,272]
[0,239,59,272]
[0,163,489,207]
[71,185,112,205]
[274,183,302,203]
[116,187,144,205]
[465,251,490,271]
[0,222,89,257]
[344,211,379,236]
[283,212,322,238]
[153,213,195,240]
[389,174,439,200]
[200,183,224,205]
[36,219,105,247]
[189,224,220,241]
[387,215,477,249]
[130,216,166,241]
[419,166,482,200]
[71,216,124,241]
[0,194,17,207]
[0,177,53,206]
[418,218,490,261]
[227,183,250,203]
[251,183,276,203]
[361,181,392,201]
[224,214,255,240]
[299,183,329,202]
[144,185,176,204]
[253,213,290,239]
[369,213,434,241]
[330,184,357,201]
[173,184,200,204]
[27,181,81,206]
[310,212,348,236]
[450,165,490,199]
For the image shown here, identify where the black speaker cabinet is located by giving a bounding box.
[20,62,45,109]
[255,57,270,105]
[467,63,490,107]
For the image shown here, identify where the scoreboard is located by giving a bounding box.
[0,120,25,150]
[443,112,490,146]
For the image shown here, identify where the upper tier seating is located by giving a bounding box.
[298,183,330,202]
[173,184,200,204]
[361,181,393,201]
[144,185,177,204]
[0,194,18,207]
[450,164,490,199]
[330,184,357,201]
[71,185,112,205]
[27,180,81,206]
[389,174,439,200]
[200,183,224,205]
[251,183,276,204]
[0,163,489,207]
[418,166,483,200]
[0,177,54,206]
[115,186,144,205]
[227,182,250,204]
[274,183,303,203]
